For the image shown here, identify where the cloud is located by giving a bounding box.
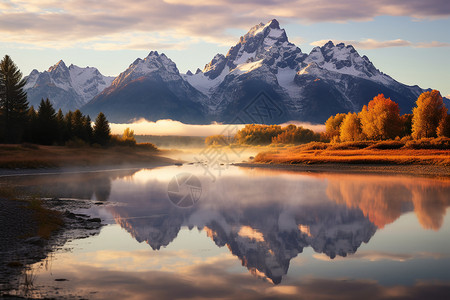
[415,41,450,48]
[310,38,450,49]
[0,0,449,49]
[313,251,449,262]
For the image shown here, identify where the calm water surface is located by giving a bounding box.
[4,165,450,299]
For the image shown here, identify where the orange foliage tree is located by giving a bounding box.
[272,125,320,144]
[325,113,346,141]
[412,90,448,139]
[339,112,363,142]
[437,114,450,138]
[359,94,401,140]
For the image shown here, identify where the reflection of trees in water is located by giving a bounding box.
[326,175,450,230]
[3,170,136,201]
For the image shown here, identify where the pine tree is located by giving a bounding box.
[412,90,447,139]
[71,110,84,140]
[23,106,37,143]
[64,111,73,141]
[93,112,111,146]
[82,115,93,143]
[56,109,66,144]
[36,98,57,145]
[0,55,29,143]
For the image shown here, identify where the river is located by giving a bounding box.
[2,162,450,299]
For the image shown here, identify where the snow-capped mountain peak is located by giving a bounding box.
[24,61,115,111]
[111,50,180,88]
[302,41,393,85]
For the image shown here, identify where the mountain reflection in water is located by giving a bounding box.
[6,166,450,286]
[57,166,447,284]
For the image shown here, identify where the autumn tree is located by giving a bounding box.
[412,90,447,139]
[121,127,136,146]
[400,113,413,137]
[359,94,401,140]
[340,112,363,142]
[93,112,111,146]
[272,125,320,144]
[205,134,229,146]
[0,55,29,142]
[437,114,450,138]
[235,124,283,145]
[325,113,346,141]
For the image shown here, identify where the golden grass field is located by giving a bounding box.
[255,147,450,166]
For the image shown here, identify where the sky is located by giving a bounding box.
[1,0,449,97]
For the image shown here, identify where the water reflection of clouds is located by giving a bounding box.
[33,255,450,300]
[313,251,450,262]
[96,167,450,284]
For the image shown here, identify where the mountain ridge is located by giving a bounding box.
[24,61,114,112]
[24,19,447,123]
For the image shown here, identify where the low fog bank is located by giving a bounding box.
[110,119,325,137]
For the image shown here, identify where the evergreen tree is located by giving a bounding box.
[36,98,58,145]
[0,55,29,143]
[71,110,84,140]
[82,115,93,143]
[64,111,73,141]
[23,106,37,143]
[93,112,111,146]
[56,109,66,144]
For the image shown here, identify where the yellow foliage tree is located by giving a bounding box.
[359,94,401,140]
[325,113,346,140]
[412,90,447,139]
[340,112,363,142]
[437,114,450,138]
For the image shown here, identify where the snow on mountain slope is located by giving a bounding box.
[83,51,208,123]
[109,51,180,89]
[24,60,114,111]
[301,41,394,86]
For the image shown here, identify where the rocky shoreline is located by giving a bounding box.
[0,197,104,299]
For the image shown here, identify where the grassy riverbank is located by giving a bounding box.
[0,143,173,169]
[251,139,450,173]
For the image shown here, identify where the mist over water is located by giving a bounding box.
[109,118,325,136]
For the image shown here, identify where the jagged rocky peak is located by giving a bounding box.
[111,50,181,87]
[186,70,193,76]
[303,40,385,80]
[202,19,305,80]
[48,59,68,72]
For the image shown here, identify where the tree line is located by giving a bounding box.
[325,91,450,142]
[206,124,320,146]
[207,90,449,146]
[0,55,112,146]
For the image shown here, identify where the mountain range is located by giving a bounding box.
[25,19,445,124]
[24,60,114,112]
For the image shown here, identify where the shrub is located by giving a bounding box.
[367,140,405,150]
[328,141,373,150]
